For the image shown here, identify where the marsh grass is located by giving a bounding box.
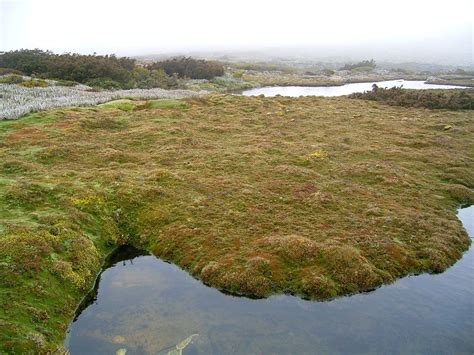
[0,94,472,352]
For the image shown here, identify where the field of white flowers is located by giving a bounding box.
[0,83,203,119]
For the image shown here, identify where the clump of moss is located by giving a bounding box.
[51,235,100,289]
[255,235,319,261]
[301,271,338,299]
[445,184,474,205]
[3,182,54,210]
[322,245,382,293]
[200,257,274,297]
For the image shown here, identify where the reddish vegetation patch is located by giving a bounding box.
[6,127,47,143]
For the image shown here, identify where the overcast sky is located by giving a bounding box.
[1,0,473,64]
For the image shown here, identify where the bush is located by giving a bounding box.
[0,49,179,89]
[232,70,244,78]
[349,84,474,110]
[128,67,179,89]
[19,80,49,88]
[0,49,134,83]
[233,62,296,73]
[149,57,224,79]
[55,79,77,87]
[0,68,23,75]
[85,78,122,90]
[341,59,376,71]
[322,68,335,76]
[351,66,375,73]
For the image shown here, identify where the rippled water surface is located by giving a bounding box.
[66,206,474,354]
[242,80,469,97]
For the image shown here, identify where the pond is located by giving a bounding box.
[66,206,474,354]
[242,80,469,97]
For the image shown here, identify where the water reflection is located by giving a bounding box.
[242,80,470,97]
[66,206,474,354]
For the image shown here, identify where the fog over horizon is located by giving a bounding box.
[1,0,473,65]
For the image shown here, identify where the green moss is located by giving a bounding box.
[98,99,136,111]
[145,99,188,109]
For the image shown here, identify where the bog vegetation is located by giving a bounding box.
[0,94,472,352]
[350,85,474,110]
[0,49,224,89]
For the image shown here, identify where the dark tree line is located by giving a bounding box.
[0,50,224,89]
[0,49,135,83]
[148,57,225,80]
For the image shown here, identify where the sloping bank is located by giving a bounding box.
[0,95,472,352]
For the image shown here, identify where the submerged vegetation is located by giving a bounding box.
[0,94,472,352]
[350,85,474,110]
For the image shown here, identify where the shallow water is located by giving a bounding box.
[66,206,474,354]
[242,80,469,97]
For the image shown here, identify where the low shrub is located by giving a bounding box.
[321,68,335,76]
[0,68,23,75]
[19,80,49,88]
[0,49,180,90]
[55,79,77,87]
[349,85,474,110]
[0,74,24,84]
[149,57,224,80]
[85,78,122,90]
[232,70,244,78]
[341,59,376,71]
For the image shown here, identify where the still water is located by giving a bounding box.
[66,206,474,354]
[242,80,469,97]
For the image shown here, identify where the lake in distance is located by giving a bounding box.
[242,80,469,97]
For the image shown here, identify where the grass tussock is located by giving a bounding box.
[0,94,472,352]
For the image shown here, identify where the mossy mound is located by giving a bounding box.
[98,99,137,111]
[145,99,188,109]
